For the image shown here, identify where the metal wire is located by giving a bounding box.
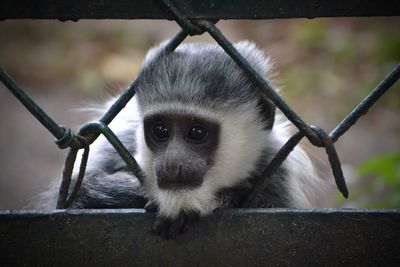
[155,0,205,35]
[0,0,399,209]
[57,135,89,208]
[79,121,146,184]
[240,131,305,207]
[0,68,82,150]
[330,64,400,142]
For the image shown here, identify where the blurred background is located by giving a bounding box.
[0,18,399,210]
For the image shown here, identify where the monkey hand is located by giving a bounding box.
[151,211,200,239]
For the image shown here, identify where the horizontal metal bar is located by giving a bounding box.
[1,209,399,266]
[0,0,399,20]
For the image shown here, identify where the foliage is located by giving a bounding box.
[337,153,400,208]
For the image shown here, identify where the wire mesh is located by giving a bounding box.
[0,0,399,209]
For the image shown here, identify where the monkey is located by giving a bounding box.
[37,41,324,238]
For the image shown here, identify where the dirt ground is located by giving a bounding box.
[0,19,399,209]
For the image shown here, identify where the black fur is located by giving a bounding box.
[43,42,315,239]
[70,170,147,209]
[70,147,290,210]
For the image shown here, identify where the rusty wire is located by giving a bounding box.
[0,0,399,209]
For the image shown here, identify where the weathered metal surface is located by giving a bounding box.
[0,0,399,20]
[0,209,399,266]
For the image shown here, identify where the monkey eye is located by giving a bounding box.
[186,125,208,143]
[151,122,169,141]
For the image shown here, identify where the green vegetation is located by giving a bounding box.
[337,153,400,208]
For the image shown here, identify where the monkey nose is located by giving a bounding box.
[157,164,185,190]
[158,162,183,181]
[166,164,183,182]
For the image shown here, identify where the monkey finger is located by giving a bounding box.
[166,216,186,238]
[180,212,200,234]
[151,216,167,235]
[144,201,158,213]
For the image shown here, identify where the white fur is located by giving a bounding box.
[272,115,325,207]
[132,98,322,218]
[36,41,324,216]
[126,40,323,218]
[36,90,323,215]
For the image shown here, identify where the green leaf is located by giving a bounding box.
[358,152,400,187]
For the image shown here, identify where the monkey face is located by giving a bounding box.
[143,113,220,191]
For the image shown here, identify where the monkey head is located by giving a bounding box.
[134,41,276,221]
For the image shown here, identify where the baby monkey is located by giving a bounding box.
[39,41,323,238]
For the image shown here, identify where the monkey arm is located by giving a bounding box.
[69,170,148,209]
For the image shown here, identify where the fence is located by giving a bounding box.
[0,0,399,265]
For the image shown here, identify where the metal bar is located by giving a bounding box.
[99,31,188,126]
[1,31,188,207]
[0,67,81,149]
[192,19,351,200]
[79,121,146,184]
[199,21,322,146]
[56,30,187,206]
[164,29,189,53]
[57,136,90,208]
[57,148,79,207]
[330,64,400,142]
[1,209,399,266]
[99,80,139,127]
[84,33,188,144]
[241,131,305,207]
[311,126,348,198]
[156,0,204,35]
[1,0,399,20]
[0,68,65,140]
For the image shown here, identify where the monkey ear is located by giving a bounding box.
[257,97,276,129]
